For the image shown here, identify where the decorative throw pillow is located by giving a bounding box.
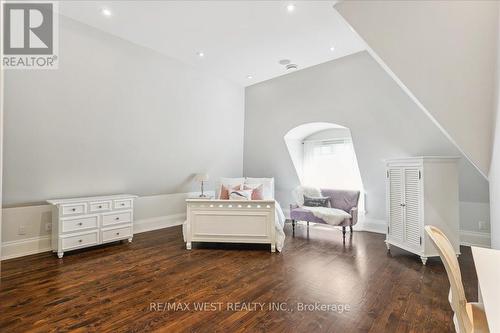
[229,189,253,200]
[303,195,330,207]
[245,177,274,199]
[219,184,241,200]
[243,184,264,200]
[217,178,245,199]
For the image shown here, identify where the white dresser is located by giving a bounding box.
[385,157,460,265]
[47,194,138,258]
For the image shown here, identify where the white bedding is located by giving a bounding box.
[274,202,286,252]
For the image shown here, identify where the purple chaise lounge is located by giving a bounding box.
[290,189,360,238]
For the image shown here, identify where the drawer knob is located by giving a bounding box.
[116,232,120,235]
[115,217,120,220]
[121,203,125,206]
[78,239,83,243]
[98,205,102,209]
[78,222,83,226]
[72,208,76,212]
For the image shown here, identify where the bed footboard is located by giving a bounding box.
[185,199,276,252]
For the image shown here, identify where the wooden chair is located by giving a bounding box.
[425,226,489,333]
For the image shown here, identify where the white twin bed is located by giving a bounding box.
[183,177,286,252]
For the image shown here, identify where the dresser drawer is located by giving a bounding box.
[102,225,132,243]
[114,199,133,210]
[61,231,99,251]
[61,203,86,216]
[89,201,111,212]
[61,215,99,233]
[102,211,132,226]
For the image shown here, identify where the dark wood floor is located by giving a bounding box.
[0,222,477,333]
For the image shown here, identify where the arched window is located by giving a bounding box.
[285,123,365,212]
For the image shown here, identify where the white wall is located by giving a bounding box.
[490,117,500,248]
[1,15,245,257]
[490,4,500,250]
[244,52,489,233]
[0,0,4,260]
[335,0,498,176]
[0,193,189,259]
[3,15,244,206]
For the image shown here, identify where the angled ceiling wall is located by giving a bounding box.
[244,51,489,232]
[335,0,499,177]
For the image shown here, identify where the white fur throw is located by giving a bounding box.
[302,207,351,226]
[292,185,322,206]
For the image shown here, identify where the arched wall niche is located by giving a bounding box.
[284,122,365,212]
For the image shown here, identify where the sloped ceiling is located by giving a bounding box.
[335,0,498,177]
[244,52,489,224]
[58,0,365,86]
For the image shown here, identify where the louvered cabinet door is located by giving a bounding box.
[388,168,404,241]
[403,168,422,251]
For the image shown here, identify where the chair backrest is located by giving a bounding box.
[321,189,360,212]
[424,225,472,333]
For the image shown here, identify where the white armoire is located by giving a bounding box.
[385,157,460,265]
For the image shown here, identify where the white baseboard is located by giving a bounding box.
[355,218,386,234]
[134,213,185,234]
[1,235,52,260]
[1,213,186,260]
[351,219,492,248]
[459,230,491,248]
[2,213,490,260]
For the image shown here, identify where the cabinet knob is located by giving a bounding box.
[78,222,83,226]
[78,239,82,243]
[98,205,102,209]
[116,232,120,235]
[115,217,120,220]
[72,208,76,211]
[121,203,125,206]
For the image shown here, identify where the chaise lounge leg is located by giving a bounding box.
[292,219,295,235]
[350,225,353,233]
[307,221,309,229]
[342,226,346,238]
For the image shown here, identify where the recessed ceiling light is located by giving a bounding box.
[247,75,253,79]
[101,8,112,17]
[286,64,298,71]
[330,46,336,52]
[197,51,205,58]
[286,4,296,12]
[279,59,291,65]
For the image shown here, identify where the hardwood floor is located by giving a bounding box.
[0,222,477,333]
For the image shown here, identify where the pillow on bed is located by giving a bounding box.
[229,189,253,200]
[219,184,241,200]
[243,184,264,200]
[218,177,245,199]
[245,177,274,199]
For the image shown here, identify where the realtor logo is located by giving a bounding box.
[2,1,59,69]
